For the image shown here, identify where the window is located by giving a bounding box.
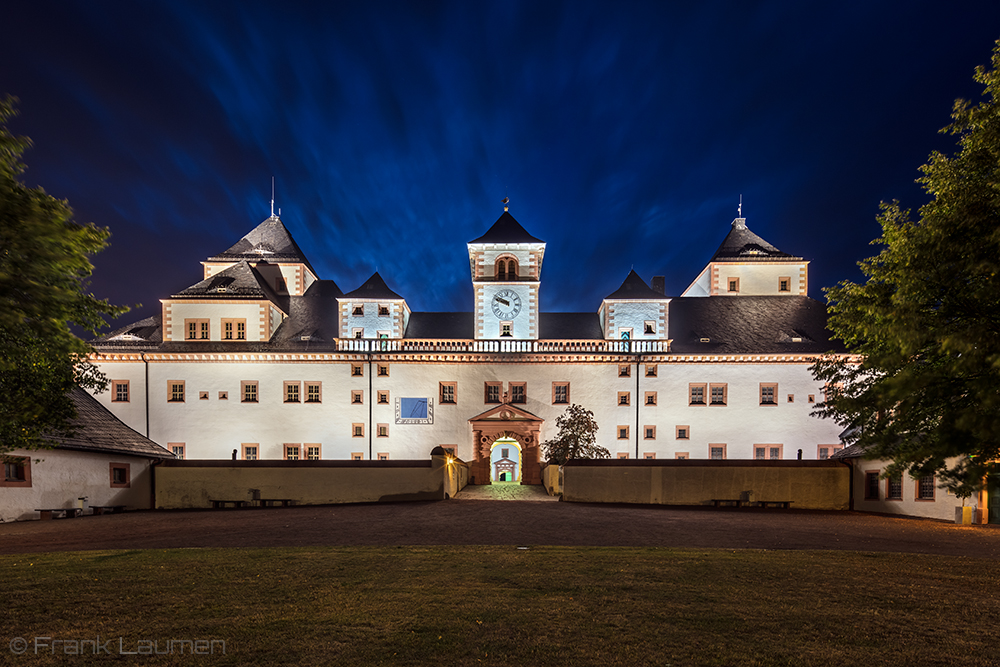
[617,453,629,459]
[352,423,365,438]
[779,276,791,292]
[352,452,364,461]
[199,391,209,400]
[501,448,509,458]
[439,382,457,405]
[709,445,727,460]
[510,383,526,404]
[620,328,632,340]
[917,475,935,500]
[617,426,629,440]
[754,445,783,460]
[1,456,30,488]
[727,278,739,293]
[378,305,390,316]
[644,426,656,440]
[377,424,388,437]
[865,471,880,500]
[168,381,185,403]
[377,364,389,377]
[306,445,321,461]
[276,277,287,292]
[787,394,794,403]
[219,391,228,400]
[306,383,322,403]
[618,365,631,377]
[110,463,131,488]
[351,363,363,377]
[485,382,501,404]
[643,321,656,335]
[644,392,657,406]
[760,383,778,405]
[689,384,706,405]
[185,319,210,340]
[440,445,457,457]
[552,382,569,404]
[377,390,389,404]
[284,382,300,403]
[495,257,518,281]
[112,381,130,403]
[377,453,389,461]
[500,321,512,337]
[222,318,247,340]
[643,452,656,460]
[887,476,902,500]
[675,453,689,460]
[353,328,364,339]
[284,444,300,461]
[808,394,815,403]
[709,384,727,406]
[169,443,185,459]
[676,426,689,440]
[352,305,364,316]
[242,444,258,460]
[352,390,364,405]
[817,445,842,460]
[242,381,258,403]
[618,392,630,406]
[645,364,657,377]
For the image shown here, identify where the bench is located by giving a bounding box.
[90,505,126,515]
[711,499,742,508]
[35,508,82,520]
[210,499,249,509]
[257,499,296,507]
[710,499,794,509]
[750,500,794,509]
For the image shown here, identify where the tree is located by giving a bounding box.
[541,404,609,465]
[811,41,1000,497]
[0,96,127,453]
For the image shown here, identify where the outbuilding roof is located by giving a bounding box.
[53,387,174,459]
[342,272,405,300]
[173,260,284,306]
[603,269,666,301]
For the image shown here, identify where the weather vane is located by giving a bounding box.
[271,177,275,217]
[738,194,742,218]
[502,196,509,212]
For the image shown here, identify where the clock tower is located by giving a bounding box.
[468,203,545,340]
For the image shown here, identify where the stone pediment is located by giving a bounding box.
[468,403,543,424]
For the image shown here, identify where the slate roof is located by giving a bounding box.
[667,296,845,355]
[469,211,544,244]
[538,313,603,340]
[52,387,174,459]
[604,269,666,301]
[405,312,476,339]
[710,218,802,261]
[95,314,163,345]
[207,215,319,276]
[342,272,404,300]
[173,260,286,310]
[831,443,864,459]
[271,285,343,343]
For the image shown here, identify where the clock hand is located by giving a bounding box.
[494,296,510,306]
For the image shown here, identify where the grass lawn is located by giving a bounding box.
[2,546,998,666]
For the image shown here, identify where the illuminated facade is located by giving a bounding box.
[89,207,846,485]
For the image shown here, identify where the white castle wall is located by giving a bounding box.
[603,301,669,340]
[91,356,843,464]
[711,262,808,296]
[164,302,274,342]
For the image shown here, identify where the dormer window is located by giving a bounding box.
[728,278,740,293]
[779,277,791,292]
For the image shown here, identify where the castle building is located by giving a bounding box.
[90,205,846,485]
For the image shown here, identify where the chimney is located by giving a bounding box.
[651,276,666,295]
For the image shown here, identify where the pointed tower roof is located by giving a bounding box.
[604,269,665,300]
[174,260,282,304]
[208,215,319,276]
[710,218,801,261]
[469,211,544,244]
[342,271,404,300]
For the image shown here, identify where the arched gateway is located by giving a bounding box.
[468,403,544,485]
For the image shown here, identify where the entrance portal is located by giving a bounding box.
[490,438,521,483]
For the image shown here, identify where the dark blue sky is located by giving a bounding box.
[3,1,999,325]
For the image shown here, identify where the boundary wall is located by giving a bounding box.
[155,452,467,509]
[562,459,850,510]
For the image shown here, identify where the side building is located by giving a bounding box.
[88,206,847,485]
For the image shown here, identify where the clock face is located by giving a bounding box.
[491,289,522,319]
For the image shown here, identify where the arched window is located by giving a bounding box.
[495,257,518,281]
[496,259,506,281]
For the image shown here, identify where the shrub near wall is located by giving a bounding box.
[563,459,850,510]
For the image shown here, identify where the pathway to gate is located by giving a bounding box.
[452,481,558,501]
